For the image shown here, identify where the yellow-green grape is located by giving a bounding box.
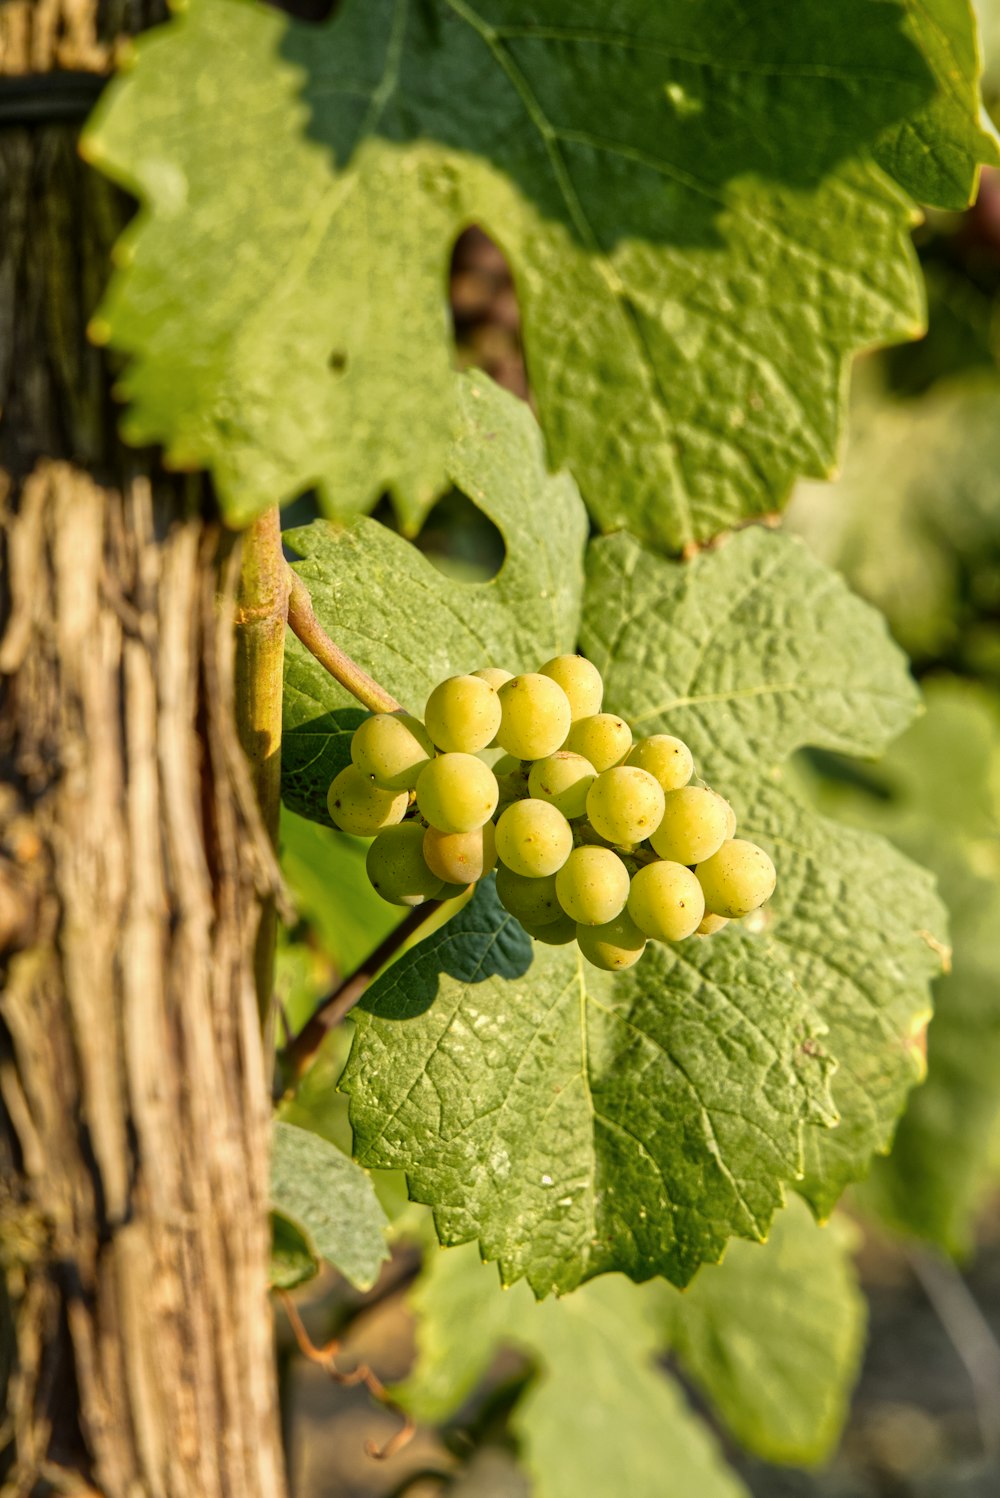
[495,798,572,877]
[627,861,705,942]
[696,839,777,919]
[351,711,434,791]
[521,911,577,945]
[494,866,562,926]
[539,654,603,721]
[423,820,496,886]
[496,673,572,760]
[366,824,445,906]
[723,801,737,839]
[649,787,732,865]
[696,913,730,936]
[586,766,665,846]
[327,765,408,836]
[416,753,499,834]
[555,846,630,926]
[527,751,597,818]
[474,667,513,691]
[424,674,502,754]
[577,911,647,972]
[626,734,694,793]
[564,713,633,771]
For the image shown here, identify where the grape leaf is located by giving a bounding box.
[282,370,587,826]
[581,526,948,1216]
[801,680,1000,1252]
[662,1197,865,1467]
[341,876,835,1296]
[269,1211,320,1291]
[82,0,993,548]
[401,1241,747,1498]
[270,1120,389,1291]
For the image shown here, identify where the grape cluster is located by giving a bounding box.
[327,657,776,972]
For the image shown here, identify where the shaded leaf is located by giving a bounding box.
[663,1197,865,1466]
[270,1120,389,1291]
[402,1241,747,1498]
[83,0,992,546]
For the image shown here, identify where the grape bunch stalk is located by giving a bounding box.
[327,657,776,971]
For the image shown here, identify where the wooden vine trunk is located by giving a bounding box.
[0,6,287,1494]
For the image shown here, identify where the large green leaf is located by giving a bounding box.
[581,526,948,1217]
[401,1241,746,1498]
[662,1197,865,1467]
[83,0,993,547]
[339,526,944,1290]
[342,877,834,1296]
[282,370,587,826]
[270,1120,390,1291]
[803,680,1000,1252]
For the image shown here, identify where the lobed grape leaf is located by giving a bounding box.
[801,681,1000,1253]
[661,1196,865,1467]
[282,370,587,826]
[270,1120,389,1291]
[401,1241,747,1498]
[82,0,994,548]
[582,525,948,1217]
[342,876,835,1296]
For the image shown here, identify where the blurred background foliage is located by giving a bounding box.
[272,29,1000,1498]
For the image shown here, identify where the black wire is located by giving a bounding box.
[0,72,106,127]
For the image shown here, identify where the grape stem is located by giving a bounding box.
[278,899,441,1085]
[285,566,402,715]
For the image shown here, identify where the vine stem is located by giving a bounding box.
[234,507,290,1025]
[280,901,442,1084]
[286,569,402,714]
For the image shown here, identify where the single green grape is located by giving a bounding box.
[351,711,434,791]
[494,866,561,925]
[555,846,630,925]
[366,824,445,906]
[495,798,572,877]
[416,753,499,834]
[473,667,514,691]
[576,911,647,971]
[627,860,705,941]
[586,766,665,846]
[695,913,729,936]
[423,674,502,754]
[521,911,577,945]
[423,821,496,885]
[696,839,776,919]
[539,654,603,721]
[327,765,408,837]
[626,734,694,793]
[564,713,633,771]
[527,751,597,818]
[496,674,572,760]
[649,786,732,865]
[723,801,737,839]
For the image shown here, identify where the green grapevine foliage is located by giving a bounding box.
[77,0,998,1487]
[83,0,993,547]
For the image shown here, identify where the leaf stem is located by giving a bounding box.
[279,901,441,1084]
[285,569,402,715]
[234,506,290,1025]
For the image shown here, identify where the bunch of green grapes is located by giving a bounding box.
[328,655,776,971]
